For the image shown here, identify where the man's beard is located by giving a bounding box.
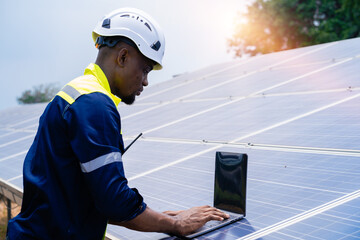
[122,94,136,105]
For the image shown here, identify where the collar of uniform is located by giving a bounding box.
[84,63,121,106]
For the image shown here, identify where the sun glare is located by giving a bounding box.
[214,2,250,39]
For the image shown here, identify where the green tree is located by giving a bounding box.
[17,83,60,104]
[228,0,360,57]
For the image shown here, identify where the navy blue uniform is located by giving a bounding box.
[7,64,146,239]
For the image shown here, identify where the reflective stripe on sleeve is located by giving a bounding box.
[62,85,82,101]
[80,152,122,173]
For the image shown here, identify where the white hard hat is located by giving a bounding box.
[92,8,165,70]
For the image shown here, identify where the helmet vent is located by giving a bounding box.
[151,40,161,51]
[144,22,152,31]
[119,14,152,32]
[102,18,111,29]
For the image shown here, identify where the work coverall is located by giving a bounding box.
[7,63,146,239]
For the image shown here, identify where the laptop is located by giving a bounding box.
[183,151,248,239]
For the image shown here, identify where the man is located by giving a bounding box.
[7,7,228,240]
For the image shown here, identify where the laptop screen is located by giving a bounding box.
[214,152,248,216]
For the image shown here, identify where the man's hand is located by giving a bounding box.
[110,205,229,236]
[164,205,230,236]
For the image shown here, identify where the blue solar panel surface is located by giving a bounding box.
[0,38,360,240]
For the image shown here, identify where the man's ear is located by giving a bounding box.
[116,47,128,68]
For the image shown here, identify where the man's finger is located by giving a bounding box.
[205,214,224,222]
[201,207,230,219]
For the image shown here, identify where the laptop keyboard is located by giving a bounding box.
[185,213,243,238]
[204,214,237,228]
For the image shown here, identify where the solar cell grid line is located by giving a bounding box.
[121,98,225,136]
[283,37,360,65]
[134,159,350,197]
[4,116,40,128]
[0,134,35,148]
[0,151,27,163]
[247,142,360,157]
[117,101,159,118]
[6,174,23,183]
[141,86,359,105]
[267,57,338,71]
[193,62,360,102]
[138,92,357,149]
[179,155,356,239]
[7,121,40,131]
[0,145,27,160]
[124,93,357,141]
[128,92,360,183]
[142,42,356,106]
[231,149,359,239]
[244,95,360,150]
[144,190,192,209]
[142,62,325,104]
[246,156,360,193]
[136,55,261,103]
[245,136,360,157]
[237,190,360,240]
[137,41,337,104]
[248,177,347,195]
[322,199,360,226]
[158,154,360,186]
[6,178,23,190]
[0,126,37,138]
[0,131,31,145]
[137,60,240,100]
[113,144,360,239]
[258,87,359,98]
[250,170,358,196]
[280,210,360,239]
[0,104,47,127]
[250,159,360,181]
[136,57,353,136]
[0,159,24,181]
[121,41,339,121]
[263,58,360,95]
[138,136,360,158]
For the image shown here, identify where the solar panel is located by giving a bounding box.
[1,37,360,240]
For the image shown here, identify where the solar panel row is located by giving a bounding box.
[1,37,359,239]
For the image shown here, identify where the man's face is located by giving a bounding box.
[112,46,153,105]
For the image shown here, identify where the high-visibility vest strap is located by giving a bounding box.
[56,75,112,105]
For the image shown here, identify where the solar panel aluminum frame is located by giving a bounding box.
[0,178,23,206]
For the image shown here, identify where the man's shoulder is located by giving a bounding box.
[61,92,120,130]
[57,74,114,105]
[76,91,116,109]
[68,75,106,95]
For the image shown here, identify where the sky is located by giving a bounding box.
[0,0,251,111]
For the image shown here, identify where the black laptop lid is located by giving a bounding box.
[214,152,248,216]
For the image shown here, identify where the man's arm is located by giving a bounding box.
[110,205,229,236]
